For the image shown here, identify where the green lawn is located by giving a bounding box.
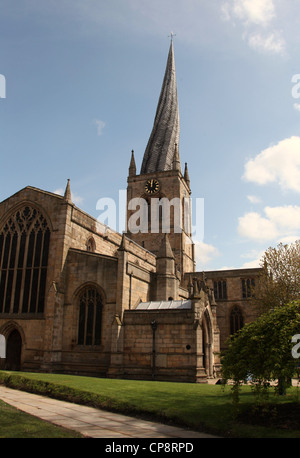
[0,371,299,438]
[0,399,83,438]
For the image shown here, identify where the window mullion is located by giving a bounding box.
[9,232,20,313]
[0,233,5,270]
[83,299,88,345]
[28,230,38,312]
[34,231,44,314]
[20,231,31,313]
[2,233,11,312]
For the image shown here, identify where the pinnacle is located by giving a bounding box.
[129,150,136,177]
[184,162,190,187]
[64,179,72,203]
[172,143,181,171]
[157,233,175,259]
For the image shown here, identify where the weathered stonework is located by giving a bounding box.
[0,40,261,382]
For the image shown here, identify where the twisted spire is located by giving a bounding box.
[141,40,180,174]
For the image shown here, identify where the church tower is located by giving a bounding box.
[126,39,195,278]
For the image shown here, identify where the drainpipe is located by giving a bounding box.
[151,320,158,380]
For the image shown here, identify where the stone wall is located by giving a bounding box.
[123,309,201,382]
[188,269,261,350]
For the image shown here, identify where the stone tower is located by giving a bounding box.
[126,39,195,279]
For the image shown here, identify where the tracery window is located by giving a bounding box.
[77,286,103,346]
[213,280,227,300]
[0,206,50,314]
[242,278,255,299]
[230,305,244,335]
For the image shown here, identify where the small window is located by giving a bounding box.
[242,278,255,298]
[213,280,227,300]
[230,306,244,335]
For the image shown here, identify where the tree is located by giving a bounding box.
[221,301,300,398]
[254,240,300,313]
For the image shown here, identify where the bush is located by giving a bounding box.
[221,300,300,401]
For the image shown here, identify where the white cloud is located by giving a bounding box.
[53,188,64,197]
[247,31,285,54]
[229,0,275,26]
[240,249,265,268]
[265,205,300,232]
[72,193,84,205]
[238,205,300,242]
[94,119,106,136]
[222,0,286,54]
[278,235,300,245]
[238,211,278,241]
[242,258,261,268]
[247,195,261,204]
[194,241,220,269]
[243,136,300,193]
[294,103,300,112]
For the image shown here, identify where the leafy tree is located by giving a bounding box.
[254,240,300,313]
[221,301,300,400]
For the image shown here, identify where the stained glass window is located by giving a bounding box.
[0,206,50,314]
[77,286,103,346]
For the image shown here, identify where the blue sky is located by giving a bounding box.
[0,0,300,271]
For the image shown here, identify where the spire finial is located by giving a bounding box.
[169,32,176,42]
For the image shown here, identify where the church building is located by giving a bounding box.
[0,40,260,382]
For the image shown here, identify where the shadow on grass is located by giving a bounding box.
[0,371,299,438]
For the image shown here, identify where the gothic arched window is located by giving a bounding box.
[230,305,244,336]
[0,205,50,314]
[77,286,103,346]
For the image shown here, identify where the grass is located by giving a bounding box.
[0,370,299,438]
[0,399,83,438]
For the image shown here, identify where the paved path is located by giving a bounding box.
[0,386,217,438]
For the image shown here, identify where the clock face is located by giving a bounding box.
[145,178,160,194]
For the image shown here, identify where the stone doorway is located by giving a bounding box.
[5,329,22,371]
